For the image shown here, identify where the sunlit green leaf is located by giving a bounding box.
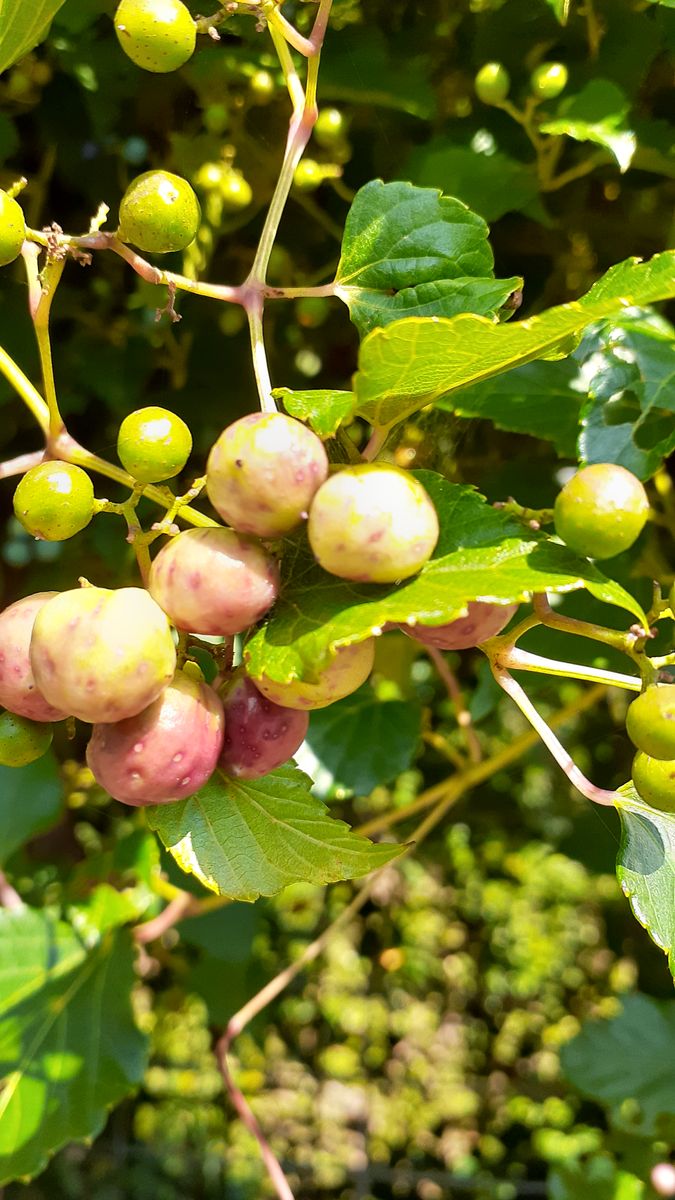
[0,756,62,867]
[276,387,356,439]
[615,784,675,980]
[540,80,636,171]
[0,0,66,74]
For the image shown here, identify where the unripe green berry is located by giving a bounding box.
[118,170,201,254]
[220,170,253,210]
[475,62,510,105]
[13,461,95,541]
[314,107,346,148]
[530,62,569,100]
[249,69,275,103]
[0,190,26,267]
[118,406,192,483]
[114,0,196,74]
[293,160,324,192]
[0,710,53,768]
[553,463,649,559]
[626,685,675,761]
[632,751,675,813]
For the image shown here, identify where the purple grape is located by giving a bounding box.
[218,672,308,780]
[401,601,518,649]
[86,669,224,806]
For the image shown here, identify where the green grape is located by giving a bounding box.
[0,710,53,767]
[249,69,275,102]
[530,62,568,100]
[553,463,649,559]
[118,406,192,483]
[293,160,324,191]
[626,685,675,761]
[632,751,675,813]
[118,170,201,254]
[474,62,510,105]
[220,170,253,210]
[114,0,196,73]
[0,189,26,267]
[13,461,95,541]
[250,640,376,711]
[314,107,346,148]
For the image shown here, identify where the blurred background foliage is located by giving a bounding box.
[1,0,675,1196]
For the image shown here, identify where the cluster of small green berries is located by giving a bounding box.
[627,684,675,813]
[474,60,568,105]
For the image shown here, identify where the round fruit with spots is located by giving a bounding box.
[114,0,196,73]
[206,412,329,538]
[13,461,95,541]
[307,464,439,584]
[250,640,375,711]
[86,670,224,805]
[0,189,26,267]
[400,600,519,650]
[0,593,68,722]
[0,710,53,768]
[148,527,279,636]
[632,751,675,813]
[626,684,675,761]
[218,672,309,780]
[30,586,176,724]
[118,170,201,253]
[553,463,649,559]
[118,406,192,483]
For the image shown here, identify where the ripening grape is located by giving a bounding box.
[553,463,649,559]
[114,0,196,73]
[206,412,329,538]
[0,189,26,267]
[86,670,224,805]
[13,461,95,541]
[250,639,375,711]
[475,63,510,104]
[30,586,176,723]
[118,170,201,254]
[117,406,192,483]
[632,751,675,813]
[0,711,53,768]
[218,672,308,779]
[0,593,68,722]
[307,464,439,584]
[626,685,675,761]
[400,600,519,649]
[148,527,279,636]
[530,62,568,100]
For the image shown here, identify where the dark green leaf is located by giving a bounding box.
[307,686,422,795]
[335,181,520,337]
[406,141,542,223]
[319,28,434,118]
[549,1157,644,1200]
[245,473,645,687]
[0,908,147,1184]
[540,80,636,171]
[0,0,66,74]
[615,784,675,979]
[147,765,403,900]
[561,993,675,1134]
[0,756,63,867]
[276,387,356,439]
[354,252,675,430]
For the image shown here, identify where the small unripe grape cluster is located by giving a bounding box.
[627,684,675,813]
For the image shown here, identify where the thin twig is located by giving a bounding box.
[0,450,44,479]
[134,892,194,944]
[425,645,482,763]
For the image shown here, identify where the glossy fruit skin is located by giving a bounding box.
[0,593,67,722]
[13,461,95,541]
[553,463,649,559]
[30,586,176,724]
[86,670,224,805]
[314,107,346,148]
[475,62,510,104]
[206,413,329,538]
[308,464,439,584]
[114,0,196,73]
[251,640,376,711]
[626,685,675,761]
[632,751,675,813]
[117,406,192,483]
[400,601,519,650]
[0,190,26,267]
[148,527,279,636]
[0,710,53,767]
[218,672,308,780]
[118,170,201,254]
[530,62,568,99]
[220,171,253,210]
[293,160,324,191]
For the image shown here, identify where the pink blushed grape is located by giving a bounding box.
[218,672,308,780]
[250,639,375,711]
[400,601,518,650]
[0,593,68,722]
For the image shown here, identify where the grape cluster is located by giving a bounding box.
[627,683,675,813]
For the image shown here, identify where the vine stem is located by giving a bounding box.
[0,450,44,479]
[0,344,50,434]
[362,427,388,462]
[425,644,482,763]
[490,663,617,807]
[24,250,67,441]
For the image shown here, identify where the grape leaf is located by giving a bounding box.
[0,755,63,866]
[245,473,645,687]
[549,1157,645,1200]
[0,0,66,74]
[561,993,675,1134]
[406,141,542,223]
[543,0,571,21]
[335,181,520,337]
[276,387,356,439]
[306,686,422,795]
[0,907,147,1185]
[354,251,675,430]
[615,784,675,980]
[147,764,403,900]
[540,80,636,172]
[319,27,434,119]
